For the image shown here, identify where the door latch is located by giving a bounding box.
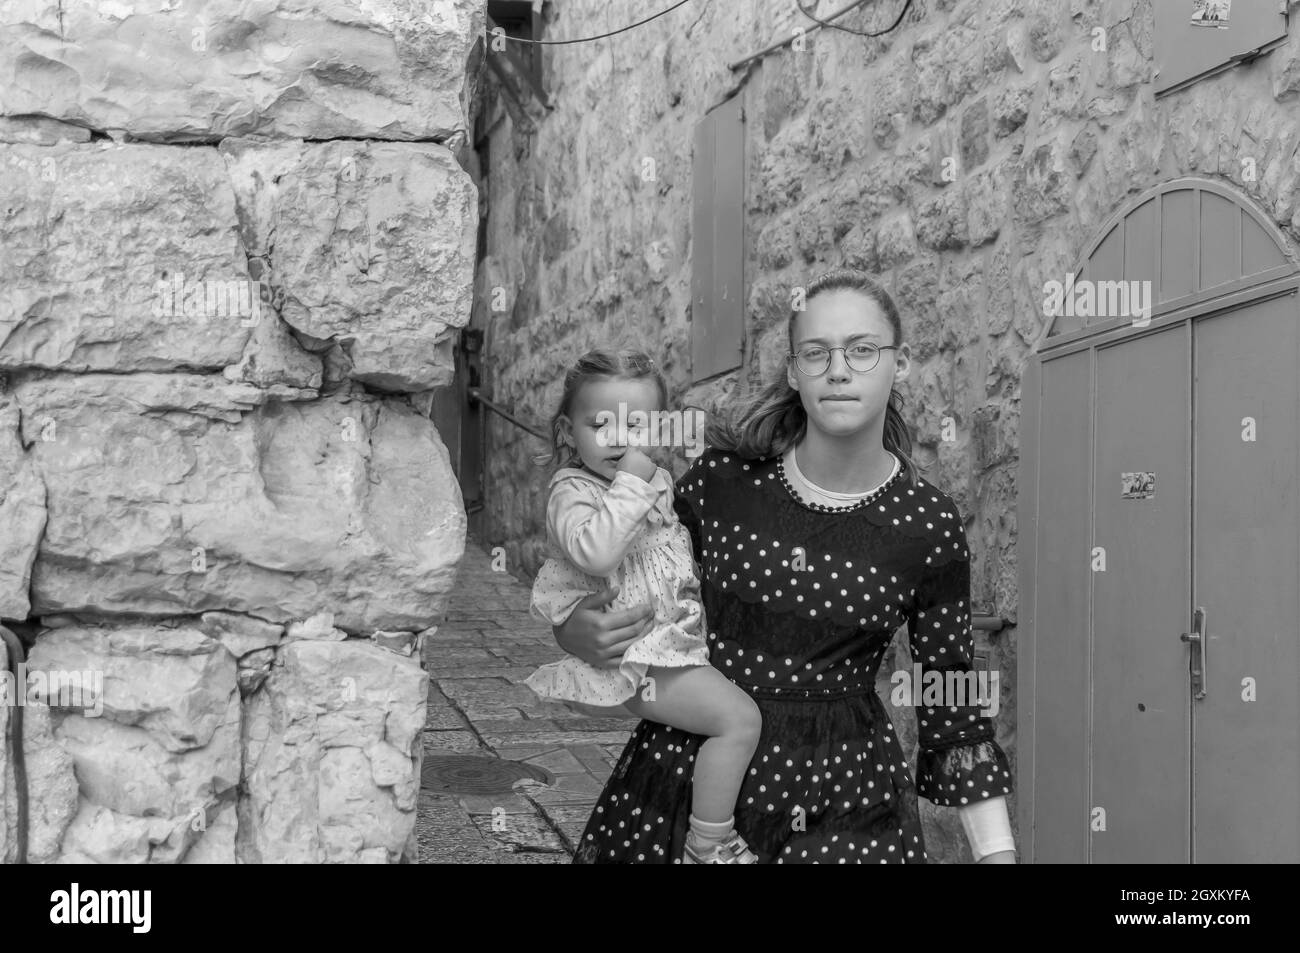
[1180,606,1208,700]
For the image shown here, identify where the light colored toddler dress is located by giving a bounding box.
[526,464,710,707]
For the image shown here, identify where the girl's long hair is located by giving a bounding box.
[532,348,669,472]
[703,269,922,488]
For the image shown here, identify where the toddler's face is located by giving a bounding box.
[562,378,663,481]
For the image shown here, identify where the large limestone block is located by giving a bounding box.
[14,373,466,633]
[0,395,45,619]
[25,623,241,862]
[240,638,427,863]
[0,142,254,373]
[220,139,478,391]
[28,624,240,753]
[0,0,484,142]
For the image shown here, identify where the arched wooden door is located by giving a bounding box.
[1017,178,1300,863]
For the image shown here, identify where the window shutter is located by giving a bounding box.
[691,93,746,382]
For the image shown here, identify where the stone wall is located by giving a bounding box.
[0,0,484,863]
[477,0,1300,861]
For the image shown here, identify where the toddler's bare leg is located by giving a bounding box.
[622,666,762,824]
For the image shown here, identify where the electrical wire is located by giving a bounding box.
[1,625,28,864]
[492,0,695,45]
[795,0,914,37]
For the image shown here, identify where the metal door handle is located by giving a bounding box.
[1179,606,1207,700]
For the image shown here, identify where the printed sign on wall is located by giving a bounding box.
[1191,0,1231,28]
[1122,472,1156,500]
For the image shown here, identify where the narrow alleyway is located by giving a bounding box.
[416,536,639,863]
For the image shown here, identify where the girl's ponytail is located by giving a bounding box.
[702,378,804,461]
[882,388,920,490]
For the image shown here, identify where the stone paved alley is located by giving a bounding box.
[416,536,639,863]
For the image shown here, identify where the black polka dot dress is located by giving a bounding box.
[572,447,1013,864]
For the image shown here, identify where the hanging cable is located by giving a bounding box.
[728,0,914,71]
[0,625,28,864]
[795,0,914,37]
[492,0,695,45]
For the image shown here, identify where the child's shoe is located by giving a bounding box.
[682,829,759,864]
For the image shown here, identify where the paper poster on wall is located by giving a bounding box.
[1191,0,1231,28]
[1122,472,1156,500]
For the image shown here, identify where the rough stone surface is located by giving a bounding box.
[0,395,45,619]
[220,139,479,392]
[13,373,465,634]
[0,660,81,864]
[370,629,418,656]
[4,618,430,863]
[0,0,480,864]
[0,0,483,142]
[1,142,254,374]
[0,115,91,145]
[5,624,238,862]
[286,611,350,643]
[240,638,427,863]
[198,611,285,659]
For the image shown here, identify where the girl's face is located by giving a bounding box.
[786,289,911,440]
[560,377,663,481]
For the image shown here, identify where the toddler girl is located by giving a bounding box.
[526,348,762,864]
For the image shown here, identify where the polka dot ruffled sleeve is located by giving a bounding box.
[907,504,1014,808]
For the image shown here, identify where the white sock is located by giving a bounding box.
[688,814,734,845]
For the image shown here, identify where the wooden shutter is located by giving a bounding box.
[691,93,745,382]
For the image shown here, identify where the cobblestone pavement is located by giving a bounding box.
[417,535,640,863]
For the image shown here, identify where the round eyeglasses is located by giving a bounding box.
[788,343,898,376]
